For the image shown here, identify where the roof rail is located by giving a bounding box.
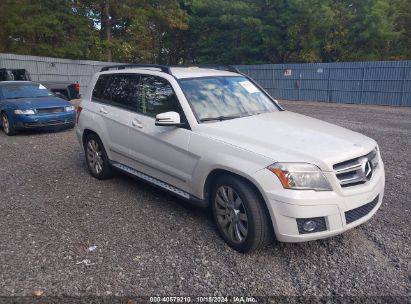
[100,64,241,75]
[171,64,241,74]
[100,64,172,74]
[196,65,241,74]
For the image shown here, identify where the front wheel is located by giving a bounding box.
[211,175,273,253]
[84,133,113,180]
[1,112,15,136]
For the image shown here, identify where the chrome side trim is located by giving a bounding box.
[111,162,190,199]
[109,147,186,182]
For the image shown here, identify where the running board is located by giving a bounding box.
[111,162,191,199]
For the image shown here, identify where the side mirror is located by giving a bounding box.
[155,111,184,127]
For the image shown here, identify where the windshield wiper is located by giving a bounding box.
[5,96,48,99]
[200,115,242,122]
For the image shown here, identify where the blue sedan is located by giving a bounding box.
[0,81,76,136]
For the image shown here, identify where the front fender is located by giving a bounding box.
[188,134,274,200]
[0,104,18,124]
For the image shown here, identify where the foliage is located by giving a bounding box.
[0,0,409,63]
[0,0,100,59]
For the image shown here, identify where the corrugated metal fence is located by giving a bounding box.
[1,53,410,106]
[0,53,119,95]
[236,61,411,106]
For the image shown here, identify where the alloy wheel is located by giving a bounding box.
[87,139,104,175]
[214,185,249,244]
[2,114,10,134]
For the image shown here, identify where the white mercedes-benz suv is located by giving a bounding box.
[76,64,385,252]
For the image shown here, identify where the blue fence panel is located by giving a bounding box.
[237,60,411,107]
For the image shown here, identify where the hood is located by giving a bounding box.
[196,111,377,171]
[4,96,72,110]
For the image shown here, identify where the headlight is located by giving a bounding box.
[14,109,35,115]
[370,147,379,169]
[65,105,75,112]
[267,162,332,191]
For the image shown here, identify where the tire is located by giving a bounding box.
[84,133,113,180]
[1,112,16,136]
[211,175,273,253]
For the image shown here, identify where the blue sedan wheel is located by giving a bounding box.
[1,113,15,136]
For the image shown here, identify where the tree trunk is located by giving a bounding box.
[101,0,112,62]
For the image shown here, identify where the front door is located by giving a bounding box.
[127,74,198,194]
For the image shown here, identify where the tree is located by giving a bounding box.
[0,0,409,63]
[395,0,411,59]
[316,0,403,61]
[256,0,325,63]
[179,0,263,64]
[0,0,100,59]
[78,0,188,63]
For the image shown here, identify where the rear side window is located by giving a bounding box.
[139,75,179,117]
[92,75,110,101]
[92,74,140,111]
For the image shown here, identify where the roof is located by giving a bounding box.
[99,65,242,79]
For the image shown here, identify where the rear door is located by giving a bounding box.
[126,74,198,194]
[90,73,139,163]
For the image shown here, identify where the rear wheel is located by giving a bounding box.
[1,113,15,136]
[84,133,113,179]
[211,175,273,253]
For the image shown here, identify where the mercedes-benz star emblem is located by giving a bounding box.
[359,157,373,180]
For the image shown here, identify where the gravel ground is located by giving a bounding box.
[0,100,410,300]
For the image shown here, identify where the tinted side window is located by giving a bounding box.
[93,74,140,112]
[92,75,110,101]
[139,75,179,117]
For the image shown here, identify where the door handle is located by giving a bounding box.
[131,119,143,128]
[99,107,108,114]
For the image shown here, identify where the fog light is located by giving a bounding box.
[302,220,316,232]
[296,217,327,234]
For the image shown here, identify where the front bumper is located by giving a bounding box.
[252,159,385,242]
[13,112,75,129]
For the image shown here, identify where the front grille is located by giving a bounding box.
[345,195,379,224]
[333,149,378,188]
[296,217,327,234]
[23,118,74,128]
[36,107,64,114]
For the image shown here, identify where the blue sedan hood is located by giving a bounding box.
[3,96,72,110]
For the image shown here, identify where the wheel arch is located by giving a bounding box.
[82,128,113,161]
[0,108,12,118]
[82,128,98,148]
[203,168,275,241]
[203,168,275,230]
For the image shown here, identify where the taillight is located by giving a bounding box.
[76,106,82,124]
[75,82,80,93]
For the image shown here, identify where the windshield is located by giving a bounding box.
[179,76,280,121]
[0,83,53,99]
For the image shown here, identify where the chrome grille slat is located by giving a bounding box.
[335,163,362,174]
[333,149,378,188]
[339,176,365,185]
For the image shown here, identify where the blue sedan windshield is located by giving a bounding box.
[0,83,53,99]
